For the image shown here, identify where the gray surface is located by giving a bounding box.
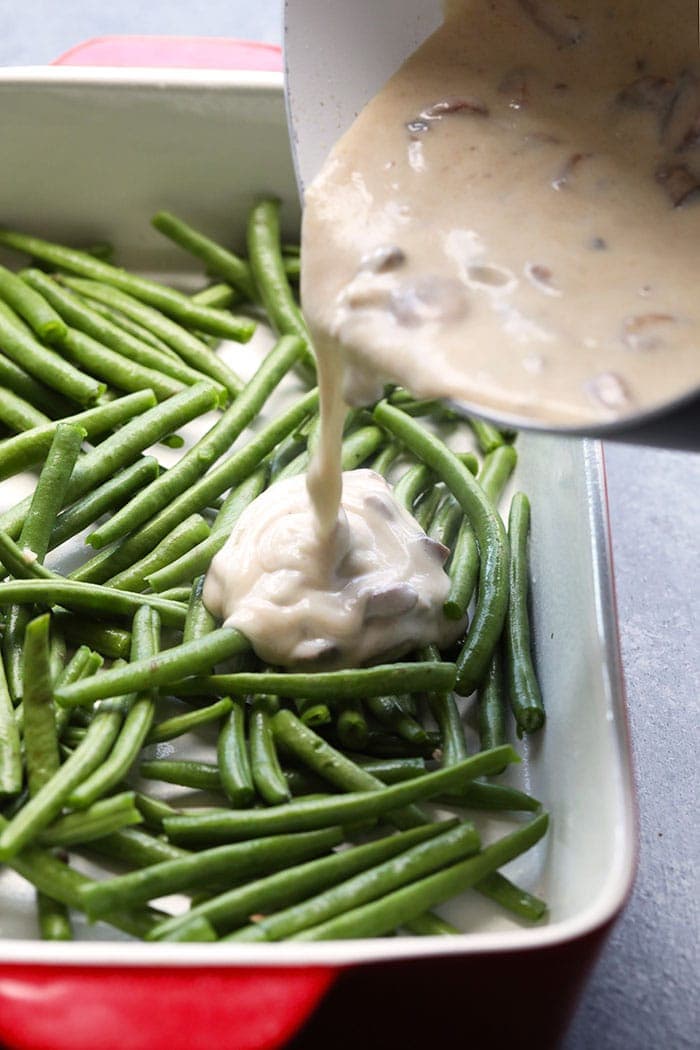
[1,3,698,1048]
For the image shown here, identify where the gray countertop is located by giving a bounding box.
[1,2,697,1047]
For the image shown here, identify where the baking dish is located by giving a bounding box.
[0,45,636,1050]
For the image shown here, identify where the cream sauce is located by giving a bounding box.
[301,0,700,427]
[203,469,463,669]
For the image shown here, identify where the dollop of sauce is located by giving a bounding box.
[301,0,700,426]
[203,470,464,669]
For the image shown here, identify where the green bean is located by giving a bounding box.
[419,643,468,766]
[0,229,255,342]
[50,458,160,549]
[370,441,401,476]
[163,746,518,845]
[246,199,314,370]
[231,820,478,942]
[106,513,211,592]
[0,384,213,540]
[82,826,343,919]
[152,211,256,301]
[20,423,86,563]
[467,417,505,455]
[505,493,545,735]
[66,388,319,585]
[4,423,85,698]
[334,698,369,750]
[55,628,249,707]
[414,486,443,531]
[159,915,217,942]
[0,813,162,937]
[60,276,246,397]
[477,643,507,753]
[67,607,160,808]
[22,269,226,401]
[393,464,433,512]
[0,669,133,860]
[443,450,515,622]
[293,812,549,940]
[0,580,186,629]
[0,352,71,417]
[364,696,429,747]
[437,780,541,812]
[183,575,216,643]
[0,389,156,485]
[51,615,132,660]
[274,421,383,483]
[38,791,142,847]
[478,445,518,506]
[0,653,21,797]
[216,699,254,806]
[88,335,302,550]
[0,530,57,582]
[58,325,184,401]
[428,493,463,551]
[402,912,460,935]
[172,661,455,705]
[147,697,232,745]
[374,402,510,695]
[476,871,547,921]
[21,615,59,797]
[443,517,479,621]
[0,388,51,431]
[37,888,73,940]
[0,263,67,343]
[294,697,332,728]
[158,586,191,602]
[140,758,223,792]
[0,298,104,406]
[146,467,268,592]
[150,823,447,941]
[87,826,187,868]
[191,283,236,309]
[328,729,441,759]
[86,298,179,355]
[249,696,290,806]
[131,791,180,831]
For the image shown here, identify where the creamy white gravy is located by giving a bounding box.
[203,469,463,668]
[204,0,700,668]
[302,0,700,427]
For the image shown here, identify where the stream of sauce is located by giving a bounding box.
[206,0,699,669]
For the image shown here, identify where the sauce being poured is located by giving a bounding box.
[204,0,700,668]
[302,0,700,427]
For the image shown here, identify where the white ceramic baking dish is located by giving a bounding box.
[0,55,636,1050]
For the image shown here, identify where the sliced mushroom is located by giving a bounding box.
[420,96,489,120]
[524,262,561,296]
[498,67,532,110]
[551,151,592,191]
[655,163,700,207]
[662,71,700,153]
[585,372,632,411]
[364,583,419,619]
[519,0,583,47]
[420,536,450,565]
[616,75,676,117]
[390,277,468,327]
[359,245,406,274]
[622,313,677,351]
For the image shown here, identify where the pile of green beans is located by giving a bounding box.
[0,203,547,944]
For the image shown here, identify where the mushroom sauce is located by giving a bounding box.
[205,0,699,668]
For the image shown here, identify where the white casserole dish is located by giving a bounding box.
[0,61,636,1050]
